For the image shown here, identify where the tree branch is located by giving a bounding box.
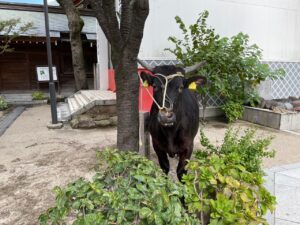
[120,0,133,41]
[57,0,84,34]
[126,0,149,56]
[90,0,123,50]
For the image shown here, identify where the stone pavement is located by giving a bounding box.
[265,163,300,225]
[0,106,25,136]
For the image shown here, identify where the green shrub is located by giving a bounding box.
[32,91,45,100]
[183,129,276,225]
[39,149,200,225]
[0,96,8,111]
[221,101,245,123]
[167,11,285,122]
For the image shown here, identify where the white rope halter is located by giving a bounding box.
[138,72,184,111]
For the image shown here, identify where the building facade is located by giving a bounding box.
[97,0,300,101]
[0,3,97,93]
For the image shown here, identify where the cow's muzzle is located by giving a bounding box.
[158,108,176,127]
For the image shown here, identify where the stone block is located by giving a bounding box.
[47,122,63,129]
[95,120,111,127]
[109,116,118,126]
[71,115,97,129]
[284,102,294,111]
[87,105,117,116]
[70,118,79,129]
[94,114,111,121]
[292,101,300,107]
[78,120,97,129]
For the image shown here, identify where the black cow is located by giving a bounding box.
[138,60,206,181]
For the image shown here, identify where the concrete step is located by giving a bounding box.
[68,97,80,115]
[2,94,32,102]
[57,102,71,122]
[81,90,116,105]
[66,90,116,121]
[74,93,89,107]
[80,90,96,102]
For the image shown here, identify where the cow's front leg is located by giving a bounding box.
[177,145,193,182]
[153,142,170,175]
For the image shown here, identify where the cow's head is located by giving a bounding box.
[139,60,206,127]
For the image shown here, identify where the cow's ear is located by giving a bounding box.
[140,72,155,87]
[184,76,206,90]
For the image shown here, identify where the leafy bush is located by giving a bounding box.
[39,149,200,225]
[221,101,244,123]
[167,11,285,122]
[0,96,8,111]
[32,91,45,100]
[183,128,276,224]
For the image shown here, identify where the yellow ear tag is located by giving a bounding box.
[143,80,149,88]
[188,82,197,90]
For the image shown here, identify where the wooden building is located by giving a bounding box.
[0,2,97,92]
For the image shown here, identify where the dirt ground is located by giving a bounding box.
[0,105,300,225]
[0,105,116,225]
[200,120,300,168]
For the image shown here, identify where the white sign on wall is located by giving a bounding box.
[36,67,58,81]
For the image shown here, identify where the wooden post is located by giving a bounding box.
[139,111,150,159]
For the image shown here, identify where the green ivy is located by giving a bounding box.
[167,11,285,122]
[183,128,276,224]
[0,96,8,111]
[39,149,200,225]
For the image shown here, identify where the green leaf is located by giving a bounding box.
[139,207,152,219]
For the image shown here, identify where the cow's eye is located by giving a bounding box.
[178,85,184,93]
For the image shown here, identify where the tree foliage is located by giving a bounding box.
[167,11,285,122]
[0,18,33,54]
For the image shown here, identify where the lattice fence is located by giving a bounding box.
[267,62,300,99]
[143,60,224,107]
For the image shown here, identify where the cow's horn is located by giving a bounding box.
[137,58,154,72]
[184,61,206,74]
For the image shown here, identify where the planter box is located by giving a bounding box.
[199,106,224,118]
[243,106,300,130]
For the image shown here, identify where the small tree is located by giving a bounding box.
[0,18,33,54]
[168,11,285,122]
[89,0,149,151]
[57,0,88,90]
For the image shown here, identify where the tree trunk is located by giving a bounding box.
[113,50,140,151]
[58,0,88,90]
[90,0,149,151]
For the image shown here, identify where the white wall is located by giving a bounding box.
[96,22,109,90]
[139,0,300,61]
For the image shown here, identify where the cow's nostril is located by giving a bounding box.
[166,112,173,118]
